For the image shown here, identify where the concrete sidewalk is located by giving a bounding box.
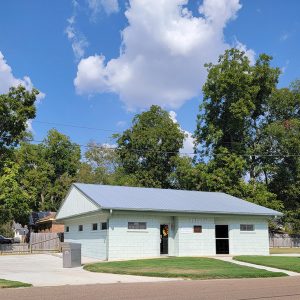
[214,256,300,276]
[0,254,178,287]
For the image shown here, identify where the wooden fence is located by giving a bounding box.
[0,232,62,254]
[0,243,29,254]
[269,234,300,248]
[30,232,62,252]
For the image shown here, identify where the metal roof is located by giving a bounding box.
[73,183,282,216]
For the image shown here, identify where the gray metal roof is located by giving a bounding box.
[74,183,282,216]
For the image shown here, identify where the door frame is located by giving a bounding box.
[160,224,169,255]
[215,224,230,254]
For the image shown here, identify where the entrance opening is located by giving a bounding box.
[160,224,169,255]
[215,225,229,254]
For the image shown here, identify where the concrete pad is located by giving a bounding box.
[213,256,300,276]
[0,254,178,287]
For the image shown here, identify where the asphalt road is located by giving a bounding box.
[2,276,300,300]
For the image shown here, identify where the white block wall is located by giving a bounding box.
[108,213,172,260]
[215,216,270,255]
[64,215,107,260]
[176,216,216,256]
[63,212,270,260]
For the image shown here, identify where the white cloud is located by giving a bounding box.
[169,110,195,156]
[0,51,45,100]
[75,0,252,110]
[234,39,256,65]
[26,119,34,133]
[65,14,89,61]
[87,0,119,18]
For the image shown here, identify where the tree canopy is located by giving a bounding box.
[115,105,185,188]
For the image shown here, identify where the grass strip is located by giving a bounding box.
[84,257,286,280]
[234,256,300,273]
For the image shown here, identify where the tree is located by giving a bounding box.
[43,129,81,181]
[115,105,185,188]
[192,48,285,216]
[0,162,31,225]
[16,142,54,210]
[15,129,81,211]
[0,85,39,167]
[195,49,280,181]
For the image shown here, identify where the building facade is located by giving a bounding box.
[56,183,281,260]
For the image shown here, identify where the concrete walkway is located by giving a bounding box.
[214,256,300,276]
[0,254,178,287]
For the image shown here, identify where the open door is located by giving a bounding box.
[215,225,229,254]
[160,224,168,255]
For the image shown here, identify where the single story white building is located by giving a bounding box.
[56,183,282,260]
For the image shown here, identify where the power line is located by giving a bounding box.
[34,120,119,133]
[27,139,300,157]
[29,121,300,157]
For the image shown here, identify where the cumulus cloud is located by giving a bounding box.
[74,0,252,110]
[0,51,45,100]
[169,110,195,156]
[234,39,255,65]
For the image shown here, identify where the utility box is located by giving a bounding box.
[61,243,81,268]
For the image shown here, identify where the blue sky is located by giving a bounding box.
[0,0,299,154]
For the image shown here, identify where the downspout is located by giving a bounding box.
[106,209,113,261]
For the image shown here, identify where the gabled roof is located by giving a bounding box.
[73,183,282,217]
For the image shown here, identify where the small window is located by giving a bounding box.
[240,224,254,231]
[78,225,83,231]
[92,223,98,231]
[128,222,147,230]
[194,225,202,233]
[101,222,107,230]
[65,226,69,233]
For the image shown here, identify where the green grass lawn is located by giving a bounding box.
[234,256,300,273]
[0,279,32,289]
[270,248,300,254]
[84,257,286,280]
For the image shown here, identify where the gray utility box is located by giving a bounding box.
[61,243,81,268]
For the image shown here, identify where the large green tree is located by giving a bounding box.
[195,49,280,181]
[0,85,39,168]
[192,48,300,230]
[15,129,81,211]
[115,105,185,188]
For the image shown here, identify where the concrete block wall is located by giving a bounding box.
[176,216,216,256]
[215,216,270,255]
[64,215,108,260]
[108,213,172,260]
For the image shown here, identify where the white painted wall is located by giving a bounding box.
[108,212,172,260]
[176,216,216,256]
[63,211,270,260]
[215,216,270,255]
[64,214,108,260]
[56,186,99,220]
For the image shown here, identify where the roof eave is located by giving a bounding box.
[101,207,283,217]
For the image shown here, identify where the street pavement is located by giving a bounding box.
[2,276,300,300]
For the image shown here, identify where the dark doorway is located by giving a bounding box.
[160,224,168,255]
[215,225,229,254]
